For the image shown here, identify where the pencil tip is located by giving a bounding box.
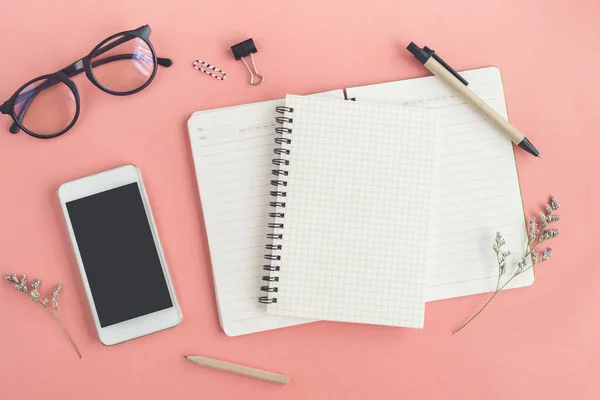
[184,356,188,359]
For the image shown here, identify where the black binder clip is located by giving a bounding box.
[231,38,264,86]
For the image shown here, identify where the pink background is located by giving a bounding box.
[1,0,598,398]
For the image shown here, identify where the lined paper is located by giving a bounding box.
[188,91,344,336]
[265,95,438,327]
[346,67,534,301]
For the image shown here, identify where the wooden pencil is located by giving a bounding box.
[184,355,289,385]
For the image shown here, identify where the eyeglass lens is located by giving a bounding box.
[91,35,156,93]
[14,77,77,136]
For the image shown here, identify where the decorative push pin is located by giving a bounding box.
[231,38,264,86]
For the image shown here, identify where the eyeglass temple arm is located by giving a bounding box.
[4,34,166,112]
[85,34,173,67]
[62,56,172,78]
[8,55,172,134]
[8,35,142,109]
[10,48,172,108]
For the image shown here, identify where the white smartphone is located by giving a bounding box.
[58,164,182,345]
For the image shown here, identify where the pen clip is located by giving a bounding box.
[424,46,469,86]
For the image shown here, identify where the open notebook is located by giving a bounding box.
[187,90,344,336]
[188,66,533,335]
[260,96,438,327]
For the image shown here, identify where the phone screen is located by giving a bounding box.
[66,182,173,327]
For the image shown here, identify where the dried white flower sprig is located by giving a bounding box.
[453,196,561,334]
[4,274,82,359]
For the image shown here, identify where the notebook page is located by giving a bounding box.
[188,91,344,336]
[346,67,534,302]
[265,95,438,328]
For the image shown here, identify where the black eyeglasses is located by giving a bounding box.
[0,25,172,139]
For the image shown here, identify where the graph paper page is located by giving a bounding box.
[266,95,437,328]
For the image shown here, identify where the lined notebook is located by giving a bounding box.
[260,95,438,328]
[346,67,534,301]
[187,90,343,336]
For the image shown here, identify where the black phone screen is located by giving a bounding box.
[66,182,173,327]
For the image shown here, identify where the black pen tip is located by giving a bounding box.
[518,137,541,158]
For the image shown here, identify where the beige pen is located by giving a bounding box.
[407,42,541,158]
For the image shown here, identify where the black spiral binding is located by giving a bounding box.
[259,106,294,304]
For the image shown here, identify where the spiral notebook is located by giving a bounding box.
[259,95,438,327]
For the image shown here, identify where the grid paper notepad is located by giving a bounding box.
[263,95,438,328]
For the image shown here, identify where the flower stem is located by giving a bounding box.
[36,301,83,359]
[453,290,499,334]
[453,273,519,334]
[57,317,83,360]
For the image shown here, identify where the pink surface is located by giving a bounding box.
[0,1,598,399]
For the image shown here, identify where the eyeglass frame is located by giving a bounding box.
[0,25,172,139]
